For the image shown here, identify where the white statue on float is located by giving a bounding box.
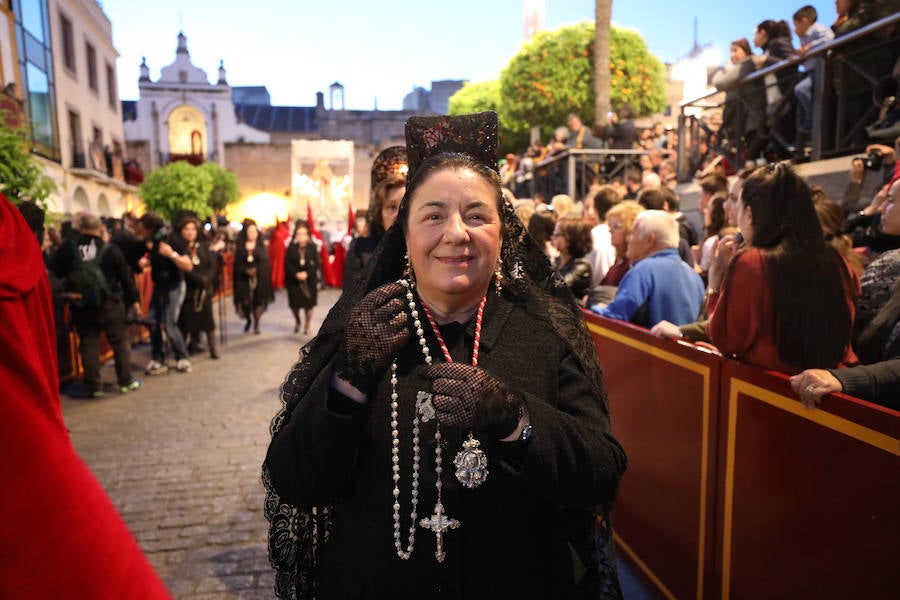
[291,140,354,236]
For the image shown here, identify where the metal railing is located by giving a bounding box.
[677,12,900,181]
[529,148,649,200]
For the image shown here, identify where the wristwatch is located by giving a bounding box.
[519,424,534,441]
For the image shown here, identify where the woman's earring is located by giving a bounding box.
[404,252,416,286]
[494,260,504,295]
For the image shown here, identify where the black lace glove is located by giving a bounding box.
[424,363,523,439]
[335,282,410,395]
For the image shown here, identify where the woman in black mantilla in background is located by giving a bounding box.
[342,146,408,293]
[233,218,274,334]
[285,220,320,335]
[177,214,220,359]
[264,112,627,599]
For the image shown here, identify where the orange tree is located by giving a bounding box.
[447,80,530,154]
[497,22,667,145]
[139,161,213,221]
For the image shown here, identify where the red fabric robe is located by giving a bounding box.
[0,193,171,599]
[269,219,290,290]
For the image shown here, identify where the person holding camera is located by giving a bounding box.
[135,211,194,375]
[52,213,142,397]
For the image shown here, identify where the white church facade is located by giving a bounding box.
[122,32,464,226]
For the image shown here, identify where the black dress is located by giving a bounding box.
[343,236,380,293]
[179,241,217,334]
[285,242,319,311]
[266,292,627,599]
[233,242,274,318]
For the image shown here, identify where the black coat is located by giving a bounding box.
[343,236,380,293]
[52,233,139,306]
[285,242,319,310]
[557,256,593,304]
[266,292,626,599]
[233,242,273,315]
[179,242,217,333]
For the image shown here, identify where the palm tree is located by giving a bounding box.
[594,0,612,130]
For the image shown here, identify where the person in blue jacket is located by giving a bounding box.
[591,210,705,328]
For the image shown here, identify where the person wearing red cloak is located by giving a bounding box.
[0,192,171,599]
[269,217,290,291]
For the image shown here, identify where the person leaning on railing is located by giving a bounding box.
[791,359,900,410]
[711,38,761,152]
[706,163,860,374]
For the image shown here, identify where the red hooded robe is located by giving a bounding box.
[269,218,290,290]
[0,193,171,599]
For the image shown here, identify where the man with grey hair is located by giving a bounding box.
[52,213,142,397]
[590,210,705,327]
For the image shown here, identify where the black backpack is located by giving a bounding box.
[68,243,111,309]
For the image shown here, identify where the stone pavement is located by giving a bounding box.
[61,287,342,599]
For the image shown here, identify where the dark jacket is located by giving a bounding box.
[829,359,900,410]
[713,58,763,138]
[148,232,188,291]
[183,242,216,294]
[52,233,139,306]
[343,236,379,293]
[233,242,274,311]
[109,229,146,277]
[846,213,900,254]
[557,256,593,304]
[603,120,637,150]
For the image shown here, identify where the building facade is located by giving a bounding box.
[0,0,137,216]
[122,32,453,226]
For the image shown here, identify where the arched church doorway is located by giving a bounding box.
[168,105,207,163]
[73,186,90,213]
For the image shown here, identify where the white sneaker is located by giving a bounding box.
[145,360,168,375]
[176,358,192,373]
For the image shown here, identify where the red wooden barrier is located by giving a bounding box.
[588,315,720,600]
[716,361,900,600]
[584,311,900,600]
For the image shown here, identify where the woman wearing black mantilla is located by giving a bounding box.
[264,112,627,599]
[233,218,274,334]
[285,220,320,335]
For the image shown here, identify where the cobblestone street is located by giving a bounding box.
[61,288,341,599]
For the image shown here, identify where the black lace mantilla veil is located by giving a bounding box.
[263,111,622,599]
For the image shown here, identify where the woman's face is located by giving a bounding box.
[703,203,713,228]
[881,181,900,235]
[551,224,568,255]
[730,44,747,64]
[294,226,310,245]
[753,28,768,48]
[381,185,404,232]
[725,178,743,226]
[736,193,754,245]
[246,224,258,242]
[181,221,198,244]
[609,216,628,252]
[835,0,852,17]
[405,167,502,306]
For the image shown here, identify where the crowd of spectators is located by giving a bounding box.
[709,1,898,164]
[34,210,236,395]
[502,126,900,409]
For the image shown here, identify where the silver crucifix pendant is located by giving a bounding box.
[419,502,460,563]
